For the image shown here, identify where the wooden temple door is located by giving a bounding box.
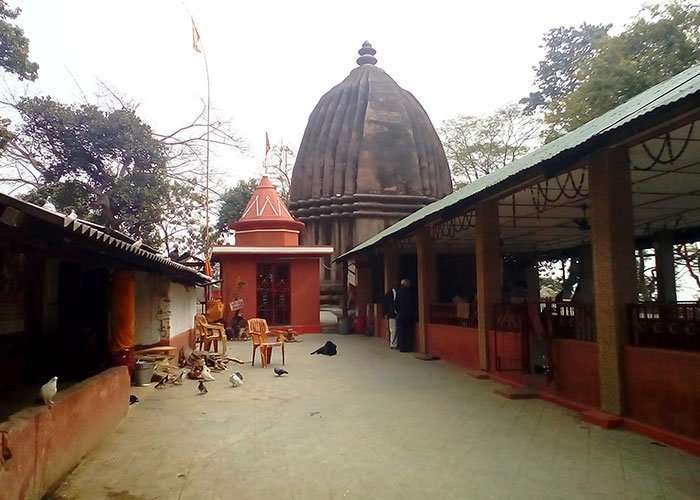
[256,263,290,325]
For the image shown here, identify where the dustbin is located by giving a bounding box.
[133,360,156,386]
[338,317,353,335]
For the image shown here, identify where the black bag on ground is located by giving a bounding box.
[310,341,337,356]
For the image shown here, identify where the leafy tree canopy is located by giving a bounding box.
[13,96,168,244]
[439,103,542,188]
[0,1,38,81]
[523,0,700,139]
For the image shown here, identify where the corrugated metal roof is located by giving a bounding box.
[335,63,700,262]
[0,192,211,285]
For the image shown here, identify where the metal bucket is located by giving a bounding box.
[133,360,156,386]
[337,317,353,335]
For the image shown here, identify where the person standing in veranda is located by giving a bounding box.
[382,283,399,349]
[395,278,417,353]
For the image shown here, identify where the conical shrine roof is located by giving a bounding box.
[290,42,453,204]
[230,176,304,232]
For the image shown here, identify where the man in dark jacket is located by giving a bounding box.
[395,278,417,352]
[382,284,398,349]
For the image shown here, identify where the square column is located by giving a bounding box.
[475,200,502,371]
[589,148,637,415]
[416,227,436,354]
[356,260,374,322]
[383,240,399,292]
[654,231,677,303]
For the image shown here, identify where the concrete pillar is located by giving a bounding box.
[384,240,399,292]
[524,256,540,301]
[589,147,636,415]
[356,260,373,322]
[475,200,502,371]
[416,227,436,354]
[654,231,677,303]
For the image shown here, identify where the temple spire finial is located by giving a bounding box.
[356,41,377,66]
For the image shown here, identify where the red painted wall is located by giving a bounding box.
[0,367,130,500]
[547,339,600,408]
[218,254,321,333]
[167,327,195,351]
[236,231,298,247]
[624,346,700,440]
[426,324,480,370]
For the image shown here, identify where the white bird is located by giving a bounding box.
[40,376,58,407]
[42,198,56,212]
[229,372,243,387]
[201,365,215,382]
[132,237,143,249]
[67,209,78,220]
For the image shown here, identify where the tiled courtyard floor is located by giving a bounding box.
[53,334,700,499]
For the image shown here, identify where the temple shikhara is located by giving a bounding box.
[289,42,453,288]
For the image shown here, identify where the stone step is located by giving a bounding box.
[493,386,539,400]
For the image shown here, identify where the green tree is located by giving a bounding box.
[439,103,542,188]
[0,1,37,81]
[524,1,700,137]
[9,96,168,244]
[217,177,259,231]
[521,23,610,139]
[0,1,37,148]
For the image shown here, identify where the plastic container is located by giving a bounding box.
[133,360,156,386]
[354,316,367,334]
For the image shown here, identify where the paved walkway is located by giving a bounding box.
[52,335,700,500]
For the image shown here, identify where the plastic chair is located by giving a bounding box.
[194,314,227,355]
[247,318,285,367]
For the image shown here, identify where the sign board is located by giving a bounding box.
[230,299,244,311]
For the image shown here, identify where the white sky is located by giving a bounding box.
[14,0,653,186]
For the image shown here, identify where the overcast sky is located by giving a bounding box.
[15,0,652,185]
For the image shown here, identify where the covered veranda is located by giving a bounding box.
[337,64,700,451]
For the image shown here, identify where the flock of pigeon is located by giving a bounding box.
[38,340,338,408]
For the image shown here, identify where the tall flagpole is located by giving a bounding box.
[191,16,211,262]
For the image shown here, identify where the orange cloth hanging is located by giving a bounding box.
[110,271,136,353]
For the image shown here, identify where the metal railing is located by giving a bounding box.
[628,302,700,351]
[429,303,478,328]
[538,301,596,342]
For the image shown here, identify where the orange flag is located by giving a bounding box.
[192,19,202,53]
[204,256,213,277]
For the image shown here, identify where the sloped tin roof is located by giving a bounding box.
[335,63,700,262]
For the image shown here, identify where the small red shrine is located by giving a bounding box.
[212,176,333,334]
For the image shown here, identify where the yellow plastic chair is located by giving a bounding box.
[194,314,227,355]
[247,318,285,367]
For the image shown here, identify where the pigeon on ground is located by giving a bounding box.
[274,367,288,377]
[201,365,215,382]
[40,376,58,407]
[154,374,170,388]
[173,371,185,385]
[129,395,139,405]
[229,372,243,387]
[198,380,208,394]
